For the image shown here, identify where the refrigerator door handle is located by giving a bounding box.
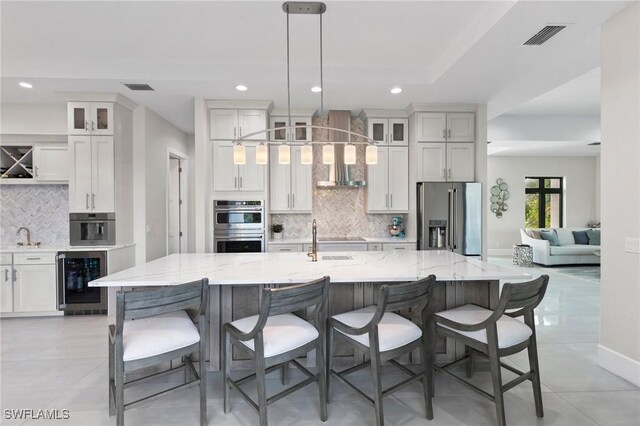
[452,188,458,250]
[447,189,453,250]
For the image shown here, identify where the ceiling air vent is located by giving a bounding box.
[123,83,154,91]
[523,25,566,46]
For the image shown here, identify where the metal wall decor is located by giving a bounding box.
[490,178,510,218]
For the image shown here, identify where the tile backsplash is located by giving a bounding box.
[271,115,403,238]
[0,185,69,245]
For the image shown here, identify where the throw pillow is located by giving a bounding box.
[530,230,542,239]
[573,231,589,245]
[555,228,575,245]
[586,229,601,245]
[524,228,534,238]
[539,229,560,246]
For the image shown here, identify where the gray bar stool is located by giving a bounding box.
[327,275,436,426]
[108,279,209,426]
[223,276,330,426]
[430,275,549,426]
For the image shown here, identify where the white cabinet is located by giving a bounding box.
[1,255,12,313]
[367,147,409,212]
[1,253,57,314]
[417,142,474,182]
[270,116,312,142]
[33,145,68,181]
[69,135,115,212]
[269,146,312,213]
[367,118,408,146]
[210,109,267,140]
[267,244,304,252]
[68,102,114,136]
[382,242,416,251]
[415,112,474,142]
[212,142,265,192]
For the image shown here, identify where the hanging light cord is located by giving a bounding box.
[286,7,292,140]
[319,12,324,118]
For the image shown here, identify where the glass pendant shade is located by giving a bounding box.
[233,144,246,165]
[301,144,313,164]
[322,144,335,164]
[278,144,291,164]
[344,144,357,165]
[256,144,268,165]
[365,145,378,165]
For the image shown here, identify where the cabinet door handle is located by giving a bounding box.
[442,129,446,139]
[287,194,290,208]
[13,269,17,282]
[86,193,89,209]
[443,168,447,179]
[448,168,452,179]
[234,177,238,188]
[385,194,389,208]
[92,193,96,209]
[34,166,38,177]
[239,127,243,137]
[85,120,89,131]
[92,121,96,131]
[4,268,8,282]
[390,194,393,208]
[239,177,243,188]
[292,194,295,208]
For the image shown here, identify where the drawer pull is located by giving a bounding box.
[280,249,292,252]
[26,257,42,260]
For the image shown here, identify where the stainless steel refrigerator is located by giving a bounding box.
[417,182,482,255]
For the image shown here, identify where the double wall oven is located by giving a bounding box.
[213,200,265,253]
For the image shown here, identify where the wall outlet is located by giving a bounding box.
[625,237,640,254]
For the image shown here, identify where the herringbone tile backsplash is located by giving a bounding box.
[271,116,404,238]
[0,185,69,245]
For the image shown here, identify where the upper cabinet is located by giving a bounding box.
[212,142,266,192]
[33,145,68,181]
[68,102,114,136]
[360,110,408,146]
[414,112,474,142]
[210,109,267,140]
[269,146,312,213]
[69,135,115,212]
[1,144,68,183]
[270,115,312,142]
[367,146,409,213]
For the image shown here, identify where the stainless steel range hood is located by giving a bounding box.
[317,110,366,188]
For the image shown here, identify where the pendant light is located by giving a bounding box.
[301,144,313,165]
[233,144,246,165]
[256,143,268,165]
[322,144,334,164]
[344,143,357,165]
[278,143,291,164]
[366,144,378,165]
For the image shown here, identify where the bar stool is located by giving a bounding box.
[223,276,330,426]
[327,275,436,426]
[430,275,549,426]
[108,279,209,426]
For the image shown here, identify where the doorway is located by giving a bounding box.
[168,150,188,254]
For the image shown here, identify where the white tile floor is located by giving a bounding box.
[1,258,638,425]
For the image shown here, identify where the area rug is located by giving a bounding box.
[545,266,600,283]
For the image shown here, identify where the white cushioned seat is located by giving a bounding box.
[230,313,318,357]
[435,304,532,349]
[549,244,599,255]
[123,310,200,362]
[332,305,422,352]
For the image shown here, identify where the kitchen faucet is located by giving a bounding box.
[16,227,32,246]
[307,219,318,262]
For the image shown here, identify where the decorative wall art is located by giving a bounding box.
[490,178,510,218]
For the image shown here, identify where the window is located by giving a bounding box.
[525,177,563,228]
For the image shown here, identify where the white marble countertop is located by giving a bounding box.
[267,237,417,244]
[91,250,531,287]
[0,243,135,254]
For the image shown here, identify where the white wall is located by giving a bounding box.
[488,114,600,142]
[487,156,598,253]
[0,103,67,135]
[599,3,640,386]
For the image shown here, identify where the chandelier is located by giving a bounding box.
[232,1,378,166]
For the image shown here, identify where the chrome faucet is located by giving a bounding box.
[307,219,318,262]
[16,227,32,246]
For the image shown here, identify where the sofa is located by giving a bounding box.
[520,228,601,266]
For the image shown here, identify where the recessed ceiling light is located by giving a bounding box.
[390,87,402,94]
[19,82,33,89]
[235,84,248,91]
[311,86,322,93]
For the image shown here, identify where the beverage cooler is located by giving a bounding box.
[57,251,107,314]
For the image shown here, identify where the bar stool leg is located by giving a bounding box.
[527,320,544,418]
[108,336,115,417]
[369,343,385,426]
[487,327,506,426]
[466,346,474,378]
[281,363,288,385]
[317,338,328,421]
[199,335,207,426]
[115,356,124,426]
[420,335,434,420]
[223,331,231,414]
[326,324,334,404]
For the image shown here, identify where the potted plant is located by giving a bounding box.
[272,223,284,239]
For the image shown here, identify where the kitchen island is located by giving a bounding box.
[92,250,532,369]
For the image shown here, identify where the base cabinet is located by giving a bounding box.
[14,264,57,313]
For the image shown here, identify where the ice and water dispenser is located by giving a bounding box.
[427,220,447,249]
